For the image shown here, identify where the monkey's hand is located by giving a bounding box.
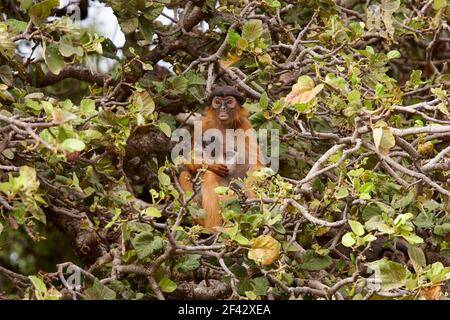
[207,164,229,177]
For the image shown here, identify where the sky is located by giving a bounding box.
[18,0,180,73]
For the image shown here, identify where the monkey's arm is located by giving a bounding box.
[185,162,229,177]
[183,149,229,177]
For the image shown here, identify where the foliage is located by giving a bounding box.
[0,0,450,300]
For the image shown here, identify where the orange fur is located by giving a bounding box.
[179,104,263,232]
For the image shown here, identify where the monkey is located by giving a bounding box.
[178,86,264,232]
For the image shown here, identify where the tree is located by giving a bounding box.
[0,0,450,300]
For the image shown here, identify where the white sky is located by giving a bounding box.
[60,0,183,72]
[18,1,215,73]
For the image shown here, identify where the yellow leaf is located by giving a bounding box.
[420,284,442,300]
[258,53,272,66]
[219,54,240,69]
[248,235,281,266]
[417,141,434,156]
[373,126,395,155]
[284,76,323,105]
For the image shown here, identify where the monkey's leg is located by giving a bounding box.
[178,171,194,192]
[179,170,202,204]
[200,171,224,232]
[179,171,194,194]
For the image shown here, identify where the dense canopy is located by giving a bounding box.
[0,0,450,300]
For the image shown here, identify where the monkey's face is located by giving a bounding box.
[211,96,239,123]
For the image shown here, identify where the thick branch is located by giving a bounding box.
[36,65,107,88]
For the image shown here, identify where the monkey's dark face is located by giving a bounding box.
[211,96,239,122]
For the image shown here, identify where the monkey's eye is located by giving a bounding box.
[226,99,235,107]
[212,99,221,109]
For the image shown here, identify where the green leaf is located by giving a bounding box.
[159,277,177,293]
[259,91,269,110]
[242,19,264,42]
[58,37,76,57]
[381,0,401,12]
[375,83,385,97]
[158,122,172,138]
[19,0,33,11]
[265,0,281,8]
[28,0,59,24]
[372,126,395,155]
[374,201,396,216]
[29,276,47,293]
[402,234,424,245]
[84,279,116,300]
[423,199,441,211]
[133,91,155,114]
[20,166,39,191]
[426,262,450,283]
[45,287,62,300]
[44,44,65,75]
[142,3,165,21]
[52,109,77,124]
[342,232,356,247]
[31,206,46,224]
[433,0,447,10]
[175,255,201,273]
[230,264,248,280]
[120,17,139,34]
[392,191,415,209]
[228,29,240,47]
[128,221,154,234]
[0,222,3,236]
[366,259,407,291]
[406,70,425,89]
[41,101,54,116]
[300,250,333,270]
[335,187,349,199]
[158,168,171,186]
[80,129,102,142]
[188,205,206,220]
[387,50,401,60]
[349,21,365,37]
[143,207,162,218]
[271,100,284,114]
[349,220,365,237]
[236,37,249,50]
[79,99,96,116]
[214,186,229,195]
[170,76,188,95]
[0,65,13,87]
[131,232,164,259]
[325,73,348,92]
[434,223,450,237]
[407,246,426,273]
[185,72,205,86]
[139,16,154,42]
[347,90,361,104]
[413,211,434,228]
[251,277,269,296]
[5,19,28,33]
[60,138,86,152]
[234,233,250,246]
